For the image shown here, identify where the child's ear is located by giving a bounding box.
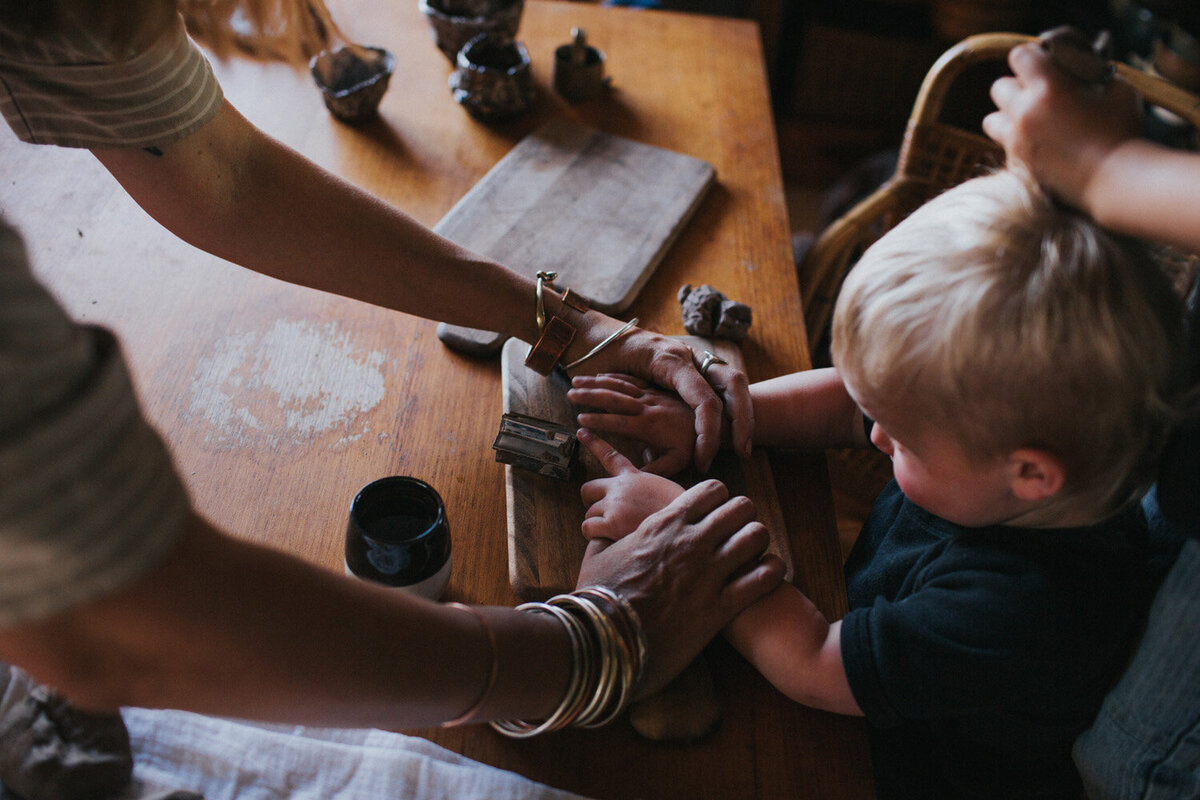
[1008,449,1065,501]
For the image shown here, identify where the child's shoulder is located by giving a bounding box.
[849,485,1149,614]
[841,502,1151,734]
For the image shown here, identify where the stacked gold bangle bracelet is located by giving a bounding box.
[491,586,648,738]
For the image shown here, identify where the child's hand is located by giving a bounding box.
[577,428,686,542]
[983,41,1142,213]
[568,374,701,476]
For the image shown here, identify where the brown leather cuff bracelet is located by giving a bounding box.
[559,288,590,314]
[525,315,577,375]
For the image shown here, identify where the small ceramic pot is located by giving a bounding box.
[310,45,395,123]
[553,28,607,102]
[419,0,525,63]
[449,34,535,121]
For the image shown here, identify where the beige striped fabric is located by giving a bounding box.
[0,11,222,148]
[0,218,189,624]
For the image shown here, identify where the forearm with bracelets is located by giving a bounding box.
[524,271,638,376]
[441,587,648,734]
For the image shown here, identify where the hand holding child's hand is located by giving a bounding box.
[575,479,782,697]
[578,428,686,542]
[569,374,701,476]
[983,41,1142,212]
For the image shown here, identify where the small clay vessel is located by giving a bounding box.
[553,28,607,102]
[419,0,525,63]
[449,33,535,121]
[310,45,395,123]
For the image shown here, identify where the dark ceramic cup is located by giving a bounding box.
[419,0,525,63]
[553,29,607,102]
[345,476,451,599]
[448,33,535,121]
[310,45,395,123]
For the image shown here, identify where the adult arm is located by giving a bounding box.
[0,482,781,727]
[90,101,748,470]
[0,231,781,726]
[984,42,1200,252]
[0,513,568,728]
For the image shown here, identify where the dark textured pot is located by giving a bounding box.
[310,45,395,123]
[419,0,524,63]
[448,34,535,121]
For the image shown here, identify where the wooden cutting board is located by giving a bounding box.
[499,336,794,600]
[437,119,715,355]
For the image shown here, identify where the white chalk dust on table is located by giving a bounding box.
[187,318,387,451]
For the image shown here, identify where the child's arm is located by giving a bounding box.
[577,423,863,714]
[748,368,870,450]
[724,585,863,716]
[985,42,1200,253]
[569,367,870,475]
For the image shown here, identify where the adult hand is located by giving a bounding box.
[575,479,784,697]
[578,428,686,541]
[983,41,1142,211]
[569,374,699,476]
[569,320,752,472]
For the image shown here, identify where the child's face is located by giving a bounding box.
[865,410,1024,528]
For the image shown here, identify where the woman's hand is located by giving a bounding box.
[578,428,686,541]
[567,318,752,472]
[575,479,784,697]
[983,41,1142,212]
[569,374,701,476]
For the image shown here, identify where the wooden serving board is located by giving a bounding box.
[500,336,794,600]
[437,119,715,355]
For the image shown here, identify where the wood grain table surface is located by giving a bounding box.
[0,0,874,797]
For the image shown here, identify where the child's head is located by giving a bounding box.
[831,170,1187,525]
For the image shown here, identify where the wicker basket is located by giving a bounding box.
[799,32,1200,352]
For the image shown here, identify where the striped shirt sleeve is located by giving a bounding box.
[0,218,189,625]
[0,12,222,149]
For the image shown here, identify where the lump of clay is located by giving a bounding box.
[628,657,721,741]
[678,284,752,341]
[714,299,752,340]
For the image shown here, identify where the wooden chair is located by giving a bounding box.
[797,31,1200,355]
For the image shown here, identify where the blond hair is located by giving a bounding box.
[0,0,339,63]
[831,170,1187,516]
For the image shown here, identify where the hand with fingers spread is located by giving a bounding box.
[578,428,687,541]
[575,477,785,697]
[983,40,1200,254]
[982,41,1141,214]
[569,375,702,476]
[567,331,753,472]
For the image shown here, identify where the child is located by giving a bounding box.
[568,169,1188,799]
[987,40,1200,800]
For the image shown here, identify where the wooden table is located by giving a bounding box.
[0,1,873,797]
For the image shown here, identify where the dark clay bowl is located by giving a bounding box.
[310,45,395,123]
[448,34,535,121]
[419,0,524,62]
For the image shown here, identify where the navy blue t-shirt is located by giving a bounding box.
[841,481,1155,799]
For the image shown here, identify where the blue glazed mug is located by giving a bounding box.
[345,477,451,599]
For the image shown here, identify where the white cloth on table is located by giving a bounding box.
[119,708,594,800]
